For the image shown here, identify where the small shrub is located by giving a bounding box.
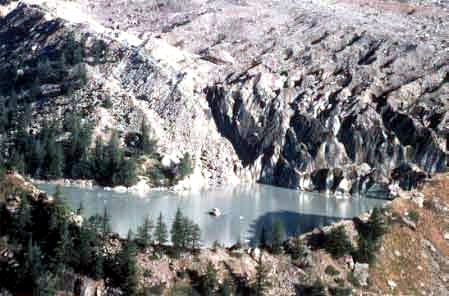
[408,210,420,224]
[287,237,306,260]
[329,286,352,296]
[101,96,113,109]
[334,278,345,286]
[324,226,353,258]
[347,271,360,288]
[302,279,326,296]
[178,152,193,179]
[325,265,340,276]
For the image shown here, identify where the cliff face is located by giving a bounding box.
[1,0,448,195]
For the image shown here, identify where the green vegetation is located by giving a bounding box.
[101,96,113,109]
[170,208,201,257]
[0,184,209,295]
[298,279,326,296]
[136,216,154,249]
[329,286,352,296]
[324,226,354,258]
[91,132,137,187]
[155,212,169,246]
[199,261,218,296]
[347,271,360,287]
[287,237,306,260]
[325,265,340,276]
[251,254,271,296]
[140,118,156,156]
[271,220,284,254]
[353,207,387,265]
[408,209,420,224]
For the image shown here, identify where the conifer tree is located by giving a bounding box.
[54,220,73,270]
[102,207,111,237]
[140,118,155,155]
[259,226,268,249]
[171,208,184,257]
[324,226,353,258]
[252,253,270,296]
[366,207,386,240]
[271,220,284,254]
[93,244,104,280]
[137,216,153,249]
[308,279,326,296]
[178,153,193,179]
[202,261,217,296]
[219,278,235,296]
[77,201,84,216]
[190,223,201,250]
[154,212,168,246]
[23,239,44,290]
[119,230,138,296]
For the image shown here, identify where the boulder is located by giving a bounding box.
[387,280,397,290]
[353,262,369,286]
[343,255,355,270]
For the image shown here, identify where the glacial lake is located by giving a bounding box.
[36,183,385,247]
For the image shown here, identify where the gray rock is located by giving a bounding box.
[353,262,370,287]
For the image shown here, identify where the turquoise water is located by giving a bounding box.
[36,183,385,247]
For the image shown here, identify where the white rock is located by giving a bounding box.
[387,280,397,289]
[443,233,449,241]
[411,192,425,208]
[113,186,127,193]
[209,208,221,216]
[353,263,369,286]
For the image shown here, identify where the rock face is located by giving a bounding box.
[1,0,448,194]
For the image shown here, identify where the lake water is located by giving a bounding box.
[36,183,385,247]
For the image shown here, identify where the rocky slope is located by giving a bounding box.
[1,0,448,195]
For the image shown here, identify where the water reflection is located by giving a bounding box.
[36,183,385,246]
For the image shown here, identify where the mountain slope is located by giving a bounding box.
[0,0,448,195]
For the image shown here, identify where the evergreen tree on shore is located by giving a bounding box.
[271,220,284,254]
[252,253,270,296]
[154,212,168,246]
[119,230,138,296]
[140,118,156,155]
[137,216,153,249]
[171,208,184,257]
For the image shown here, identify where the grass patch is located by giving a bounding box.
[325,265,340,276]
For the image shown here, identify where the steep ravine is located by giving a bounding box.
[0,0,448,196]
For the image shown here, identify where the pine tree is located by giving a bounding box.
[366,207,386,240]
[51,186,70,231]
[202,261,217,296]
[43,133,64,179]
[23,239,44,290]
[259,226,268,249]
[137,216,153,249]
[252,253,270,296]
[102,207,111,237]
[54,220,73,270]
[78,222,95,273]
[171,208,184,257]
[190,223,201,250]
[178,153,193,179]
[119,230,138,296]
[308,279,326,296]
[271,220,284,254]
[77,201,84,216]
[140,118,155,155]
[219,278,235,296]
[154,212,168,246]
[324,226,353,258]
[93,245,104,280]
